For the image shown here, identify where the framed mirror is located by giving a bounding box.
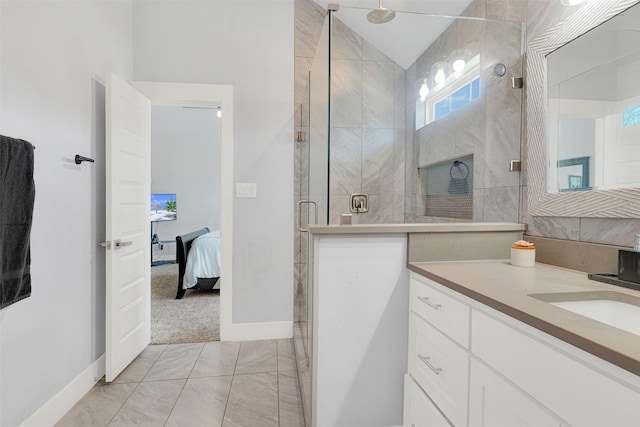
[527,0,640,217]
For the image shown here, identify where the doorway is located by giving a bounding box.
[149,105,221,343]
[134,81,234,342]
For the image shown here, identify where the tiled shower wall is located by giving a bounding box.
[405,3,524,223]
[328,18,407,224]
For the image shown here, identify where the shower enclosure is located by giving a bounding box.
[294,2,525,424]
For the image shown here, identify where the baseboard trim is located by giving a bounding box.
[226,320,293,341]
[20,354,105,427]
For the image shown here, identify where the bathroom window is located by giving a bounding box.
[432,77,480,121]
[415,74,480,130]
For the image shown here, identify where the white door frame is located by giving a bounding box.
[133,81,233,341]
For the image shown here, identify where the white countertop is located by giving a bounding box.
[409,260,640,376]
[308,222,526,235]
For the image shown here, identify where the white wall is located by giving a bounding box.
[0,1,133,426]
[151,105,221,253]
[133,1,294,325]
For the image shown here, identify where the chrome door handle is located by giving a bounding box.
[417,296,442,310]
[297,200,318,232]
[99,241,111,249]
[418,354,442,375]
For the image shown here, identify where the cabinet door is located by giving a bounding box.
[469,358,565,427]
[404,375,451,427]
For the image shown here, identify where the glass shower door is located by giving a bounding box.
[294,15,330,427]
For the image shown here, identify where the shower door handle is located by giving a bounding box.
[297,200,318,232]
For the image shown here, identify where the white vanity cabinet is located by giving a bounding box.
[468,358,565,427]
[405,272,640,427]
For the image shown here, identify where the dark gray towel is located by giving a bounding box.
[0,135,35,309]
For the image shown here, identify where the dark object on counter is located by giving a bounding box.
[588,273,640,292]
[0,135,36,309]
[618,249,640,284]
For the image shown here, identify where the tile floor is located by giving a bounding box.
[56,340,305,427]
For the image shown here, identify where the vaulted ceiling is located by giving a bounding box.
[312,0,474,69]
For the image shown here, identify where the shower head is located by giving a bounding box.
[367,0,396,24]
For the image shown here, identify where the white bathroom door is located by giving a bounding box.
[104,72,151,382]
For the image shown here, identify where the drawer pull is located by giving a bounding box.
[417,296,442,310]
[418,354,443,375]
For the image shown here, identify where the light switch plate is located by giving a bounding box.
[236,183,257,198]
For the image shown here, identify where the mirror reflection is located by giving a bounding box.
[546,2,640,193]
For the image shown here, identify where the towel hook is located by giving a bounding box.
[75,155,95,165]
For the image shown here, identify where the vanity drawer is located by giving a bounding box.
[408,312,469,427]
[410,273,470,348]
[403,374,451,427]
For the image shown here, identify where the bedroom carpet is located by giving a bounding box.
[151,263,220,344]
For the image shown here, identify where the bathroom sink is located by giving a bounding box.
[529,291,640,337]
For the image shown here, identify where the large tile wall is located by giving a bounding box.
[328,18,407,225]
[406,1,524,224]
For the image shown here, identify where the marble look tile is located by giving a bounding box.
[579,218,640,247]
[486,19,523,69]
[294,0,326,58]
[234,340,278,375]
[484,72,522,189]
[363,39,391,62]
[277,339,297,372]
[487,0,526,23]
[330,127,362,195]
[331,17,362,60]
[165,376,232,427]
[330,59,362,128]
[354,194,394,224]
[112,345,166,384]
[55,382,137,427]
[456,18,485,58]
[143,343,203,381]
[461,0,486,19]
[109,379,185,427]
[279,371,305,427]
[429,24,457,70]
[454,98,484,157]
[190,341,240,378]
[473,188,485,222]
[362,128,394,196]
[329,194,352,224]
[362,61,394,129]
[394,64,406,130]
[525,214,581,241]
[482,186,520,222]
[295,56,313,108]
[418,117,456,167]
[394,128,406,223]
[222,373,279,427]
[393,191,405,223]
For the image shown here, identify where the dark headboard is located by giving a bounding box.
[176,227,210,280]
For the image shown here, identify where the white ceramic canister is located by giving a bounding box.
[511,245,535,267]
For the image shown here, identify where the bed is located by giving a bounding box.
[175,227,221,299]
